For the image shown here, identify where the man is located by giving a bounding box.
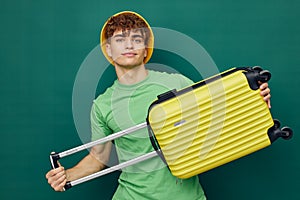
[46,11,271,199]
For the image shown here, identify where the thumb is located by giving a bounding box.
[267,99,271,109]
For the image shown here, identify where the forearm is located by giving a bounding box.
[65,153,106,182]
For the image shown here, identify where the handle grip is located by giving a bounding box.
[49,152,72,190]
[50,152,60,169]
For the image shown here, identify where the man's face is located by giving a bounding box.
[106,29,147,68]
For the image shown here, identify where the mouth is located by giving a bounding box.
[122,52,137,57]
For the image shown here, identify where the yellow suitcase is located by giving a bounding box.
[50,67,293,190]
[146,67,292,179]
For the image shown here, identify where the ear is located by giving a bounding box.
[105,43,112,57]
[144,48,148,58]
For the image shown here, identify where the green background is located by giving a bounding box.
[1,0,299,199]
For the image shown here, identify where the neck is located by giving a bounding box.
[114,64,148,85]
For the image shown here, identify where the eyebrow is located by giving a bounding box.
[113,34,125,38]
[131,35,143,39]
[113,34,143,38]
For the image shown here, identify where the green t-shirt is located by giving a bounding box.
[91,70,206,200]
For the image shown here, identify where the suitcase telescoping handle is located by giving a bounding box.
[49,122,150,190]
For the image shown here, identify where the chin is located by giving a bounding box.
[115,61,144,69]
[118,64,142,69]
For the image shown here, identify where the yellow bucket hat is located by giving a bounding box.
[100,11,154,64]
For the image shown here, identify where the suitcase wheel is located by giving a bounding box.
[245,67,272,90]
[258,70,271,83]
[273,119,281,129]
[268,119,293,142]
[252,66,263,72]
[281,126,293,140]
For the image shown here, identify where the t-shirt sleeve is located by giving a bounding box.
[177,74,195,88]
[90,102,112,141]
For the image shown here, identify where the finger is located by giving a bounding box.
[263,94,271,109]
[259,82,268,90]
[53,180,66,192]
[48,171,65,186]
[50,172,67,191]
[267,99,271,109]
[56,172,67,185]
[52,170,66,183]
[263,93,271,102]
[46,166,65,179]
[46,169,57,179]
[46,167,65,182]
[58,179,67,192]
[260,88,270,97]
[264,98,271,109]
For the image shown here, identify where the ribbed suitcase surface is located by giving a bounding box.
[148,68,274,178]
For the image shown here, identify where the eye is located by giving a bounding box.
[115,38,125,42]
[132,37,145,45]
[133,38,142,44]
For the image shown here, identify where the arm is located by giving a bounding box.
[45,142,112,192]
[46,100,113,192]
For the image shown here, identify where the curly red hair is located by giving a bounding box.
[103,12,151,46]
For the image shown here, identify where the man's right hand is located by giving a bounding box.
[45,165,67,192]
[45,144,111,192]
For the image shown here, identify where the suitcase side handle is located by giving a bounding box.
[147,126,160,151]
[157,89,177,102]
[147,124,168,165]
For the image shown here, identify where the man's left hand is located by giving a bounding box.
[259,82,271,108]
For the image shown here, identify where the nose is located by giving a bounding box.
[125,37,134,49]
